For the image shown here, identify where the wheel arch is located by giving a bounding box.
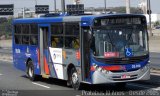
[67,63,76,80]
[26,58,32,67]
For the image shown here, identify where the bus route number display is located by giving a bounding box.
[94,17,145,26]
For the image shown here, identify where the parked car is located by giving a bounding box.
[155,26,160,29]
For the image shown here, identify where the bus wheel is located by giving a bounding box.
[115,82,127,88]
[27,61,36,81]
[70,68,81,90]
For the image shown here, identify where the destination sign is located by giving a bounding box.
[94,16,146,26]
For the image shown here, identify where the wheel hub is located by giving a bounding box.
[72,72,78,84]
[29,67,33,77]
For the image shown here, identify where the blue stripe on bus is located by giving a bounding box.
[13,18,63,24]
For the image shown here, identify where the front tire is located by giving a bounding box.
[70,68,81,90]
[27,61,37,81]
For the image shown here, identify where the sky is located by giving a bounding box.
[0,0,160,13]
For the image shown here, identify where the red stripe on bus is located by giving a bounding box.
[44,57,50,75]
[90,66,95,71]
[37,49,40,66]
[103,66,122,71]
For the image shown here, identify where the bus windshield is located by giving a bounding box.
[91,25,148,58]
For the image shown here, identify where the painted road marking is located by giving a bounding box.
[0,73,3,76]
[32,82,50,89]
[152,87,160,91]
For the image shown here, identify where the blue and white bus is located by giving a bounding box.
[12,14,150,90]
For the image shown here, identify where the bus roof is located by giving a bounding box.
[13,14,145,26]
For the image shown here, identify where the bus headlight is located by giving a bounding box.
[102,69,107,74]
[97,67,102,71]
[93,64,109,74]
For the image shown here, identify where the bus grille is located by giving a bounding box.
[94,55,149,64]
[112,74,138,81]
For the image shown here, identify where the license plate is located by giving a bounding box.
[121,75,130,79]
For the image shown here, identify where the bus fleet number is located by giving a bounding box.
[132,64,141,69]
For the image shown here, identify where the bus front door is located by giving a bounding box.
[81,27,91,81]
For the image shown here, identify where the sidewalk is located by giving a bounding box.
[0,39,12,49]
[149,36,160,53]
[0,54,12,62]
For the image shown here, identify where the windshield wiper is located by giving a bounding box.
[124,28,135,48]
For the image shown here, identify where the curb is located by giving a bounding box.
[151,68,160,73]
[0,59,12,62]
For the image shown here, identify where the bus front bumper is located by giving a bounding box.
[92,64,150,84]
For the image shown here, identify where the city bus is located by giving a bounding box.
[12,14,150,90]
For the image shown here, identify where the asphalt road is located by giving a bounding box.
[150,52,160,69]
[0,48,160,96]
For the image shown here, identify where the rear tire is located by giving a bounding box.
[27,61,37,81]
[69,67,81,90]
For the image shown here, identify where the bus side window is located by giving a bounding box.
[65,37,73,48]
[64,22,80,49]
[15,35,22,44]
[51,23,63,48]
[22,24,29,34]
[65,37,80,49]
[22,36,29,45]
[15,24,21,34]
[14,24,22,44]
[51,36,63,48]
[30,36,38,45]
[19,24,30,45]
[30,24,38,45]
[72,38,80,49]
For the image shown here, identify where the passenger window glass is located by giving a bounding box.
[65,37,79,49]
[15,25,21,34]
[22,35,29,44]
[30,35,38,45]
[65,23,79,35]
[30,24,38,34]
[51,24,63,35]
[51,36,63,48]
[15,35,22,44]
[64,22,80,49]
[50,22,80,49]
[22,24,30,34]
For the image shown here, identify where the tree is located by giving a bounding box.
[0,17,13,37]
[0,17,7,24]
[153,21,160,27]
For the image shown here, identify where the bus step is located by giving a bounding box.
[42,74,50,78]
